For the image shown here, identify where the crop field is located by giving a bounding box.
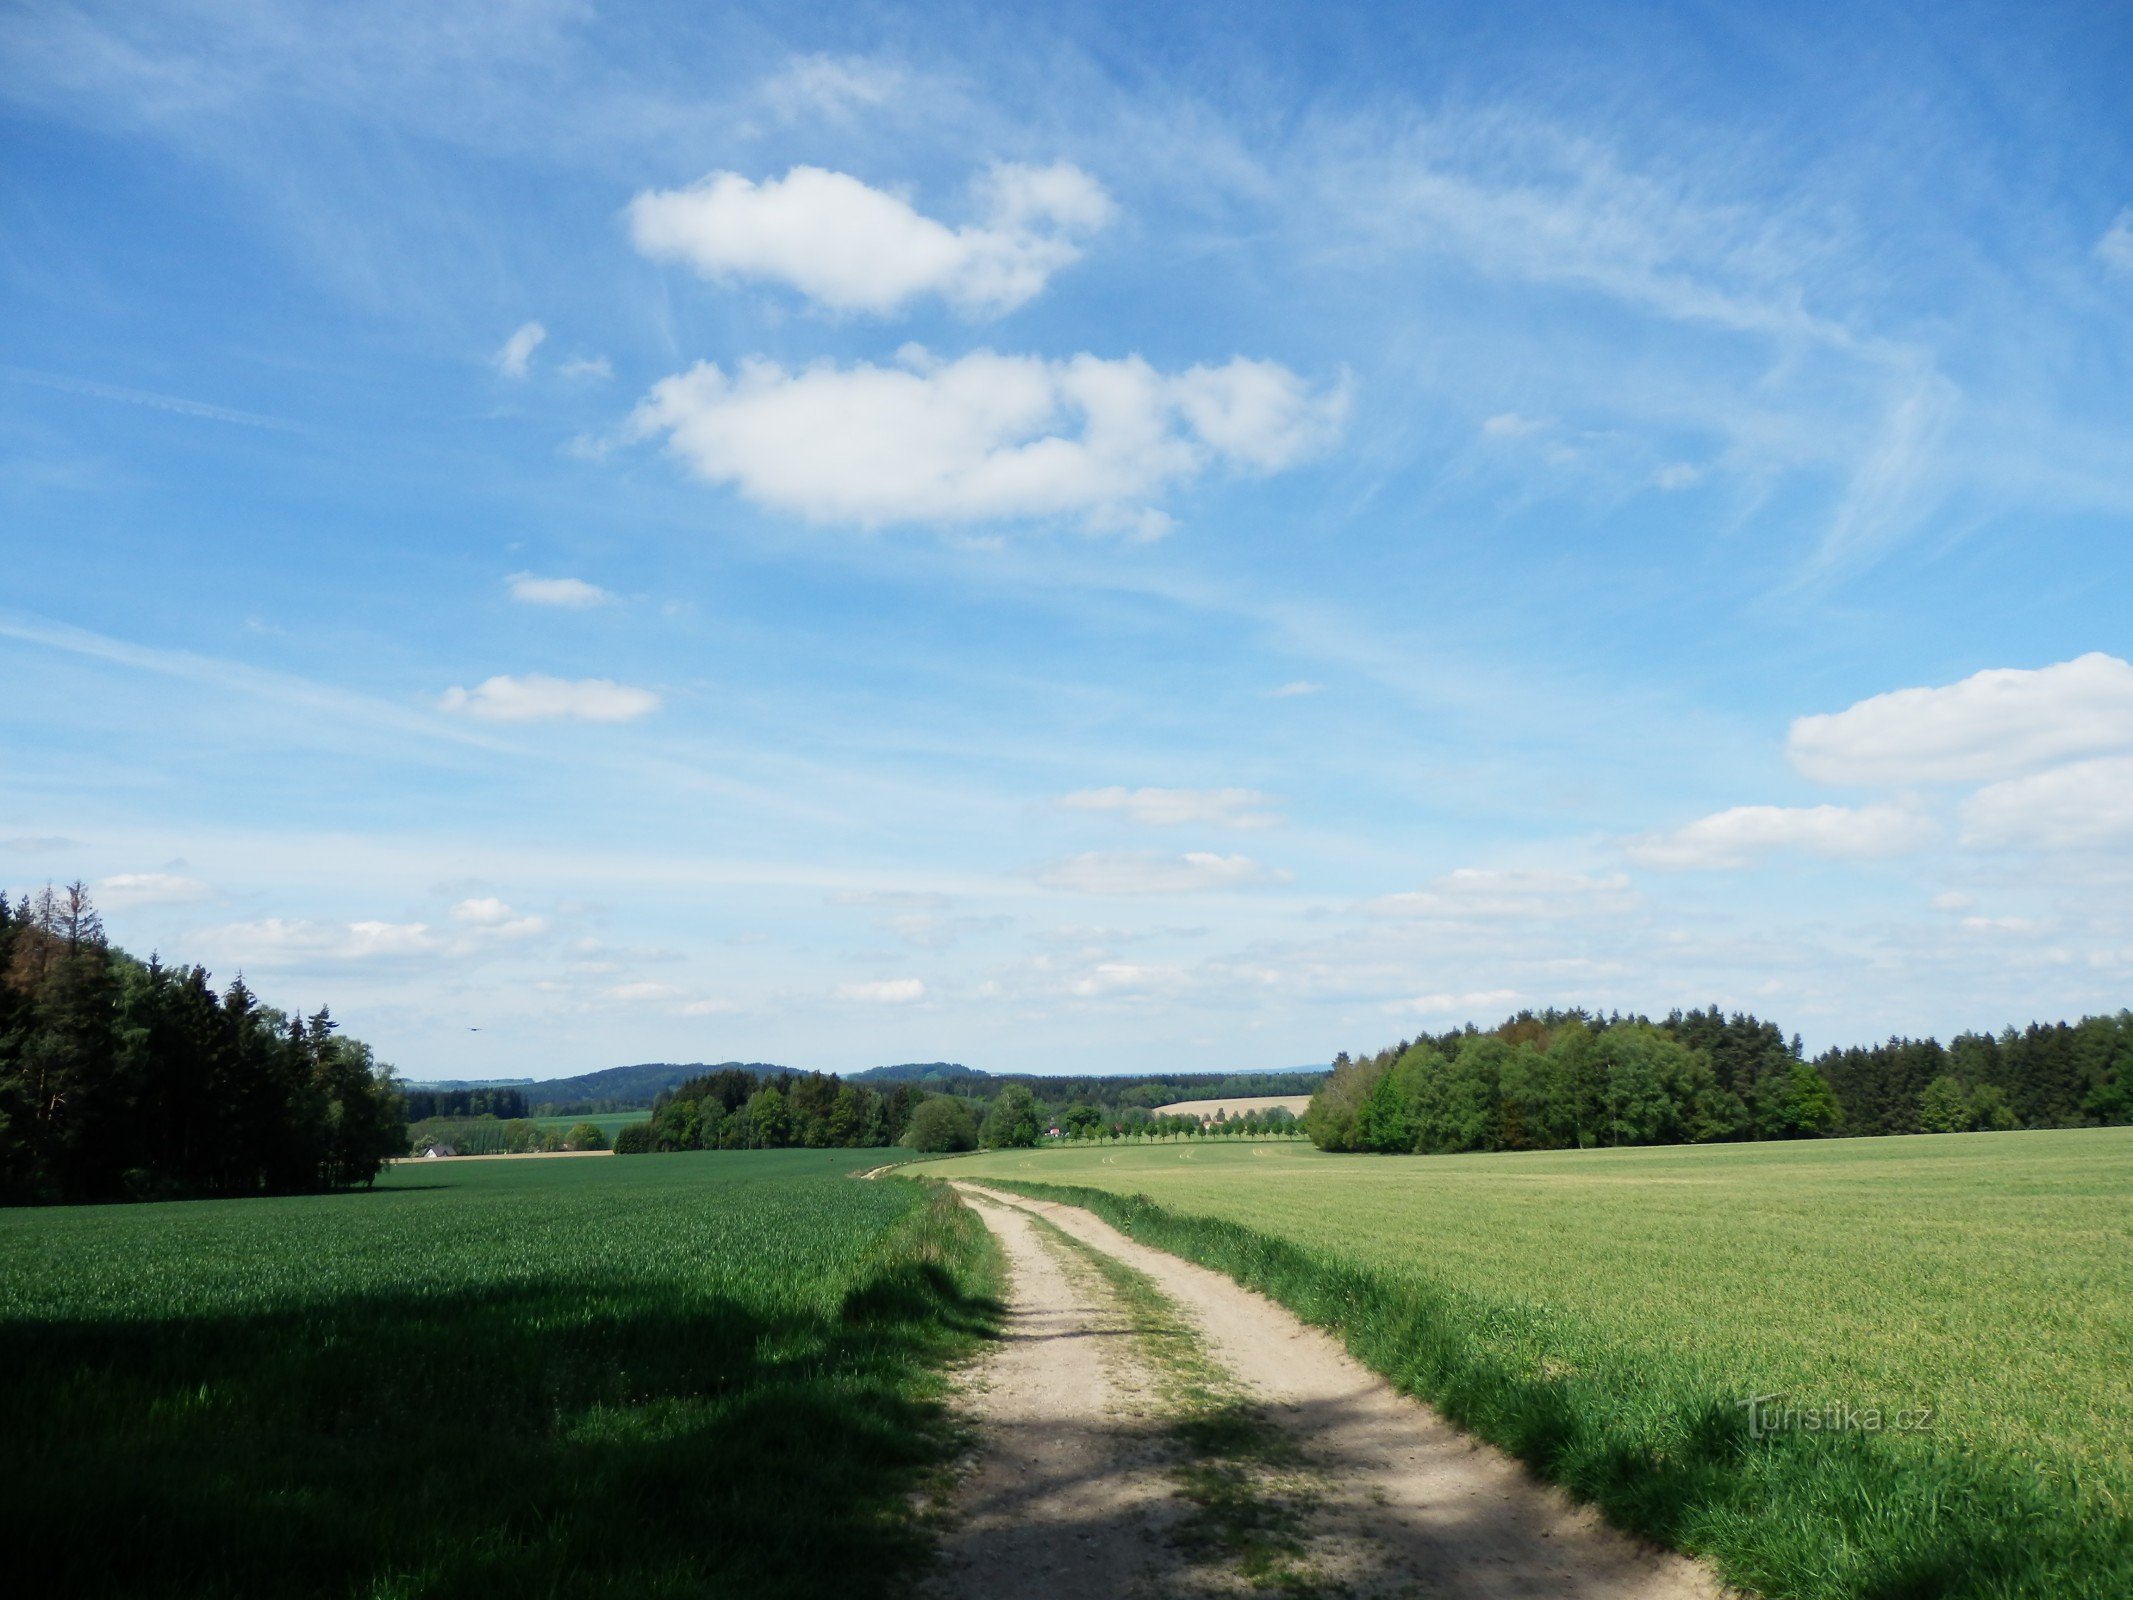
[531,1111,651,1140]
[1147,1093,1311,1119]
[0,1149,997,1599]
[931,1129,2133,1598]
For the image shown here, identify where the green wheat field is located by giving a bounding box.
[0,1150,997,1600]
[933,1128,2133,1598]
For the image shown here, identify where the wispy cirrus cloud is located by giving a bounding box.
[1367,869,1636,922]
[2097,210,2133,275]
[837,976,926,1003]
[1038,851,1289,895]
[760,54,901,120]
[506,572,612,608]
[1058,786,1280,829]
[1625,803,1934,871]
[438,674,658,723]
[94,871,214,908]
[493,321,545,379]
[1381,986,1520,1018]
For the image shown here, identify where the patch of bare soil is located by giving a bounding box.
[947,1182,1727,1600]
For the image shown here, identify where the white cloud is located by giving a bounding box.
[603,981,680,1003]
[1787,653,2133,786]
[626,162,1113,318]
[494,321,546,379]
[505,572,613,608]
[94,872,213,907]
[679,997,737,1016]
[1961,756,2133,852]
[1382,987,1521,1018]
[558,355,612,381]
[1269,680,1322,698]
[1653,462,1702,490]
[1067,961,1185,998]
[837,977,926,1003]
[449,897,547,937]
[761,54,900,119]
[438,674,659,723]
[1481,412,1545,437]
[1038,851,1288,895]
[1367,869,1635,921]
[198,918,437,964]
[1626,803,1934,870]
[629,347,1345,530]
[1058,786,1280,829]
[2098,210,2133,275]
[1931,891,1976,912]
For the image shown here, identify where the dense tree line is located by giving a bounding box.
[408,1115,611,1155]
[401,1086,528,1121]
[0,885,406,1204]
[873,1064,1324,1116]
[631,1066,929,1153]
[1306,1006,2133,1155]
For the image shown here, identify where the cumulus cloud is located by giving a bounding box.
[506,572,612,608]
[627,162,1113,317]
[438,674,659,723]
[1787,653,2133,786]
[1367,869,1635,921]
[837,977,926,1003]
[1058,786,1280,829]
[629,347,1345,530]
[1961,756,2133,852]
[1038,851,1288,895]
[494,321,546,379]
[2098,210,2133,275]
[1382,987,1521,1018]
[1625,804,1935,870]
[94,872,213,908]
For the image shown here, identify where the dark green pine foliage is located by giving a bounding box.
[0,885,405,1205]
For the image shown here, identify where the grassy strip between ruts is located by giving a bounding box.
[0,1152,1002,1600]
[966,1177,2132,1600]
[1020,1207,1327,1593]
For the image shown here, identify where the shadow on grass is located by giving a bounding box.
[981,1179,2133,1600]
[0,1211,1001,1599]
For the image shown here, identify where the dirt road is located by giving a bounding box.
[928,1181,1723,1599]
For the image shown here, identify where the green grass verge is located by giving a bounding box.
[964,1172,2131,1600]
[0,1150,1000,1599]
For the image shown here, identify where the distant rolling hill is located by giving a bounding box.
[406,1062,789,1110]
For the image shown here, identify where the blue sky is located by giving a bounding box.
[3,0,2131,1080]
